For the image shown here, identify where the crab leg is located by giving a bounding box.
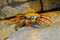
[41,14,51,18]
[37,18,45,24]
[41,16,52,23]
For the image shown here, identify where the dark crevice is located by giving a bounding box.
[42,8,60,13]
[1,16,16,20]
[39,0,43,12]
[37,8,60,13]
[2,8,60,20]
[6,0,10,5]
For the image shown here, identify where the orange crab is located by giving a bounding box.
[13,12,52,28]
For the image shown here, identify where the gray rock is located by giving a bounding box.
[0,0,41,19]
[7,21,60,40]
[42,0,60,11]
[0,12,6,19]
[0,0,60,19]
[0,21,16,40]
[0,0,28,6]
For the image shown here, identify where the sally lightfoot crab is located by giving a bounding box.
[13,12,52,29]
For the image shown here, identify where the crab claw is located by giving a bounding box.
[24,20,30,27]
[25,23,30,27]
[30,19,35,24]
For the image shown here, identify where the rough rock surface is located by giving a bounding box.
[0,0,41,19]
[42,0,60,11]
[0,0,60,19]
[7,21,60,40]
[0,0,28,6]
[6,0,28,3]
[0,21,16,40]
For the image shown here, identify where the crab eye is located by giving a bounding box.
[30,16,37,19]
[33,16,38,19]
[24,16,27,19]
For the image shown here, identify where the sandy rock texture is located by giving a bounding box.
[0,21,16,40]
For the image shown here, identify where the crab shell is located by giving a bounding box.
[24,12,41,24]
[25,13,40,18]
[23,13,41,27]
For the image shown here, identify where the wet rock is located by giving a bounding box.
[0,0,27,6]
[42,0,60,11]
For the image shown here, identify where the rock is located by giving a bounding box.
[0,0,8,6]
[7,0,28,3]
[0,0,27,6]
[42,0,60,11]
[14,0,27,2]
[7,21,60,40]
[0,0,60,19]
[0,0,41,19]
[0,21,16,40]
[0,12,6,19]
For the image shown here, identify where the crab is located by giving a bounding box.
[13,12,52,29]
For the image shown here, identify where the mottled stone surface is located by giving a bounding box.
[0,0,28,6]
[0,21,16,40]
[7,0,28,3]
[7,21,60,40]
[42,0,60,11]
[0,0,60,19]
[0,0,41,19]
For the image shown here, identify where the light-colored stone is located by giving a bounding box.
[0,0,28,6]
[7,21,60,40]
[7,0,28,3]
[0,0,41,19]
[0,21,16,40]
